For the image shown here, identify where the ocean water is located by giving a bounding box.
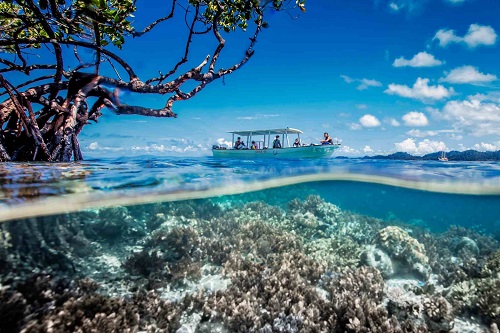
[0,157,499,332]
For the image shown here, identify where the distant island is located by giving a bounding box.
[335,150,500,161]
[368,150,500,161]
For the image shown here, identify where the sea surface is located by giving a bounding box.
[0,157,499,332]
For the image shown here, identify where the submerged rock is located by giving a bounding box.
[360,245,394,278]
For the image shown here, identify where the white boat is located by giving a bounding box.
[212,128,340,159]
[438,151,448,162]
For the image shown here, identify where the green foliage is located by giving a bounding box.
[0,0,135,51]
[1,0,304,53]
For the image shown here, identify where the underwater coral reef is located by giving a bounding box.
[0,195,499,332]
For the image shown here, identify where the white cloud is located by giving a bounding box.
[433,29,462,47]
[237,113,279,120]
[131,143,207,153]
[433,24,497,48]
[358,78,383,90]
[356,104,368,110]
[394,138,447,155]
[385,117,401,127]
[385,77,454,102]
[445,0,465,3]
[339,145,360,155]
[349,123,362,130]
[86,142,124,151]
[473,142,498,151]
[393,51,444,67]
[389,2,399,11]
[440,65,497,85]
[340,75,382,90]
[130,138,209,154]
[88,142,99,150]
[406,129,456,137]
[363,145,374,153]
[406,129,439,137]
[439,97,500,136]
[217,138,232,148]
[359,114,381,127]
[340,75,355,83]
[464,24,497,47]
[449,133,463,141]
[377,0,428,13]
[402,111,429,126]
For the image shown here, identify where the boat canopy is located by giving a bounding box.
[227,128,303,136]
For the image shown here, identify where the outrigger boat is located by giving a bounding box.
[212,128,340,159]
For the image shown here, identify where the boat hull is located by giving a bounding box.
[212,145,339,159]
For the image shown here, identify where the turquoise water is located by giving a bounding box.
[0,157,499,332]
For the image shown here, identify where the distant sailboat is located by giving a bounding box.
[438,151,448,162]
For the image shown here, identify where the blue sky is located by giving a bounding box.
[19,0,500,157]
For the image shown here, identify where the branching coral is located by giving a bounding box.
[202,251,329,332]
[0,274,186,333]
[306,235,362,269]
[423,296,454,332]
[123,226,203,286]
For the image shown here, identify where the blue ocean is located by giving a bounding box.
[0,157,499,332]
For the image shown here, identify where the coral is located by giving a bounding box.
[418,226,499,287]
[199,217,303,266]
[475,278,500,326]
[285,195,381,245]
[2,195,498,332]
[1,215,94,277]
[449,236,480,257]
[0,227,11,248]
[289,195,341,225]
[482,251,500,278]
[0,274,188,333]
[376,226,430,280]
[0,284,27,333]
[448,276,500,326]
[158,199,224,221]
[445,226,499,257]
[202,251,329,332]
[448,280,478,313]
[0,226,12,270]
[85,206,147,241]
[123,226,203,285]
[306,235,362,269]
[385,285,423,324]
[360,245,394,278]
[423,296,454,332]
[203,251,406,332]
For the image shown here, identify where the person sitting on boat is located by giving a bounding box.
[320,132,333,145]
[273,135,282,148]
[234,137,245,149]
[293,138,301,147]
[251,141,258,150]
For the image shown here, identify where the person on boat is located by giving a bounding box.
[273,135,282,148]
[293,138,301,147]
[251,141,258,150]
[320,132,333,145]
[234,137,245,149]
